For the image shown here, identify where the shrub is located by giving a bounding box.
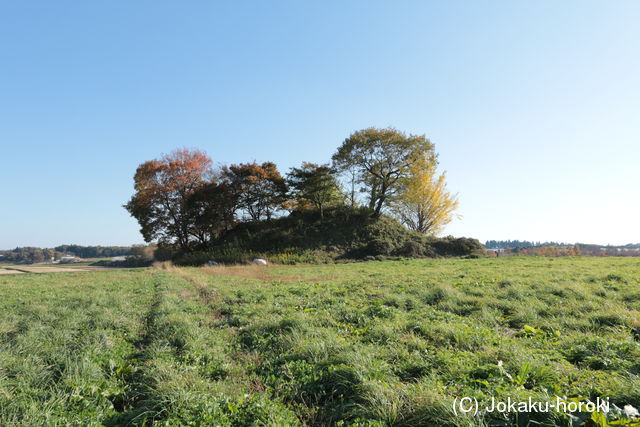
[396,240,426,257]
[154,245,176,261]
[173,251,212,266]
[367,238,396,256]
[430,236,484,257]
[173,207,482,263]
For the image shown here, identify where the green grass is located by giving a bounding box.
[1,257,639,425]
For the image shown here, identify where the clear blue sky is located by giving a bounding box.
[1,1,639,249]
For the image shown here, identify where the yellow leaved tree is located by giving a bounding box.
[391,154,459,235]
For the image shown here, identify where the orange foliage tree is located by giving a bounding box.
[124,148,215,250]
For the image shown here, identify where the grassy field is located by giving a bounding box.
[0,257,639,426]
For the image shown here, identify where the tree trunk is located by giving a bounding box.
[373,182,387,217]
[369,182,378,210]
[373,198,384,217]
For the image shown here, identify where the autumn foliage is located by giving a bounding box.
[125,149,216,250]
[391,153,459,235]
[125,153,291,250]
[125,128,462,252]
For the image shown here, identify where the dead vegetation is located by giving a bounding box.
[201,264,335,283]
[0,268,24,275]
[155,261,332,284]
[152,261,177,271]
[0,265,102,274]
[202,264,271,281]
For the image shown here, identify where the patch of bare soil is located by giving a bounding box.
[0,268,24,275]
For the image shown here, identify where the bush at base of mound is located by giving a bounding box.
[172,207,484,265]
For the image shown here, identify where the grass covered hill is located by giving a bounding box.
[0,257,639,425]
[176,207,483,265]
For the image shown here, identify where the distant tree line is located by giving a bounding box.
[485,241,640,257]
[53,245,132,258]
[0,246,132,264]
[484,240,571,249]
[514,245,581,257]
[125,128,460,251]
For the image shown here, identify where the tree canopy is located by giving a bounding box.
[186,182,238,243]
[222,162,288,221]
[287,162,343,217]
[124,148,214,249]
[391,154,459,235]
[332,127,434,216]
[124,128,462,252]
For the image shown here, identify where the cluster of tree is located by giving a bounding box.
[514,245,581,257]
[332,128,459,233]
[0,245,132,264]
[125,128,460,251]
[0,247,55,264]
[575,244,640,257]
[484,240,571,249]
[486,241,640,257]
[53,245,132,258]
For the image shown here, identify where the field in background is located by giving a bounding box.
[0,258,639,425]
[0,268,23,275]
[0,264,113,274]
[0,257,124,275]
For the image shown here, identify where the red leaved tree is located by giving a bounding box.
[124,148,214,250]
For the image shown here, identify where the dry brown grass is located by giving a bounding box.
[177,289,196,299]
[200,264,334,283]
[152,261,177,271]
[152,261,334,284]
[0,266,97,274]
[0,268,24,275]
[201,264,271,281]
